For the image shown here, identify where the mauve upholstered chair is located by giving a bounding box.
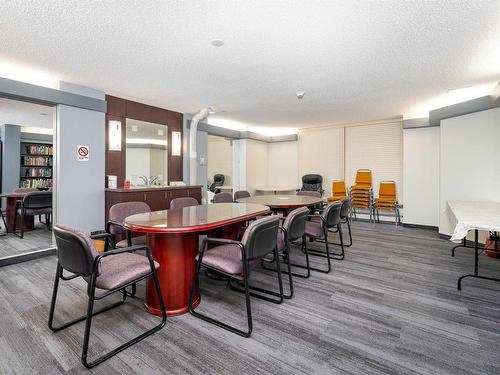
[305,200,345,270]
[189,216,282,337]
[170,197,199,209]
[13,191,52,238]
[212,192,233,203]
[262,206,310,298]
[329,198,352,248]
[107,202,151,249]
[296,190,321,198]
[234,190,251,201]
[49,225,166,369]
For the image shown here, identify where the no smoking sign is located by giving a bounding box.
[77,145,90,161]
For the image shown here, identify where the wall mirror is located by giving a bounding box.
[125,118,168,187]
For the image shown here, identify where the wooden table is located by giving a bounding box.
[236,194,323,215]
[0,193,34,233]
[123,203,270,316]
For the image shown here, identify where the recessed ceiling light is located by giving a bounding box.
[211,39,224,47]
[296,91,305,99]
[40,112,48,116]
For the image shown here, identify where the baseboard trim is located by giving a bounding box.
[403,223,438,231]
[0,247,56,267]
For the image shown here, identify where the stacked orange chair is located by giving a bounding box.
[374,181,400,225]
[327,181,347,202]
[349,169,374,222]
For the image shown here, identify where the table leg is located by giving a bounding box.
[145,232,200,316]
[457,229,500,290]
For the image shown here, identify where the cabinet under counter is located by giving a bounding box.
[105,185,203,222]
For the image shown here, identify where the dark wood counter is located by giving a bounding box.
[105,185,203,222]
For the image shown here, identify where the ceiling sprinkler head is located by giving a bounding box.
[296,91,305,99]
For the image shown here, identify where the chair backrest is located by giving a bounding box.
[332,181,346,195]
[108,202,151,235]
[209,174,225,192]
[213,192,233,203]
[379,181,397,199]
[234,190,251,201]
[170,197,199,209]
[22,191,52,209]
[296,190,321,198]
[283,207,309,242]
[321,200,342,228]
[300,174,323,194]
[241,216,279,260]
[339,197,351,219]
[53,225,100,276]
[355,169,372,187]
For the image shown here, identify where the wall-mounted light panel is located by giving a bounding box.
[108,120,122,151]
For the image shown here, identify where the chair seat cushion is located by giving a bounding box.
[198,244,243,275]
[115,235,147,248]
[95,253,159,290]
[305,220,324,239]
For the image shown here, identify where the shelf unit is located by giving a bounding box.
[19,142,53,189]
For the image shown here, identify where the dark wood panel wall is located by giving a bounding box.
[105,95,183,187]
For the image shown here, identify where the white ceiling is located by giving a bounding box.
[0,97,53,129]
[0,1,499,132]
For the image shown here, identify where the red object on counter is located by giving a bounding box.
[123,180,131,189]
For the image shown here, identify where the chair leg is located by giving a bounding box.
[267,236,311,279]
[19,213,25,239]
[302,230,332,273]
[189,245,253,337]
[311,224,345,260]
[48,262,167,369]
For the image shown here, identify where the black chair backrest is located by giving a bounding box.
[322,200,342,228]
[213,192,233,203]
[22,191,52,209]
[301,174,323,193]
[209,174,225,192]
[340,198,351,219]
[53,225,100,277]
[283,207,309,242]
[241,216,279,261]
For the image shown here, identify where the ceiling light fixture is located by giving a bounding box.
[211,39,224,47]
[296,91,305,99]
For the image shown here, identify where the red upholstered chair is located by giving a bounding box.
[189,216,283,337]
[170,197,199,209]
[49,225,166,369]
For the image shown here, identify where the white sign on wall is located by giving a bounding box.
[77,145,90,161]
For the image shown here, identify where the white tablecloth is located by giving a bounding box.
[448,201,500,242]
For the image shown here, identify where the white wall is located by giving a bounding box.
[298,127,344,195]
[207,135,233,185]
[403,127,440,226]
[55,105,105,232]
[345,120,403,198]
[244,139,268,195]
[267,141,298,190]
[439,107,500,235]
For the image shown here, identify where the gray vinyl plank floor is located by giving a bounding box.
[0,222,499,374]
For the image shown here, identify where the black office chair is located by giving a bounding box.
[49,225,166,369]
[13,191,52,238]
[209,174,225,194]
[189,216,283,337]
[298,174,324,196]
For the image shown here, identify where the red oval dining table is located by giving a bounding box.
[123,203,270,316]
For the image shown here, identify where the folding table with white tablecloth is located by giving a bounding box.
[448,200,500,290]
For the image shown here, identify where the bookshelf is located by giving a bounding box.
[20,142,53,189]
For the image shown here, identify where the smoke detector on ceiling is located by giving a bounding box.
[296,91,305,99]
[211,39,224,47]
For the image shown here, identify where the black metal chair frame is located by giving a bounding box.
[13,197,52,239]
[302,215,333,271]
[48,244,167,369]
[189,236,283,337]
